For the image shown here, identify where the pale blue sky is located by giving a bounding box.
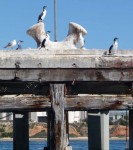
[0,0,133,50]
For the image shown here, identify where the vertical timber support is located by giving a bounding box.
[88,111,109,150]
[49,110,55,150]
[129,110,133,149]
[100,111,109,150]
[47,111,50,149]
[13,112,29,150]
[129,83,133,149]
[44,111,51,150]
[50,84,67,150]
[66,111,69,144]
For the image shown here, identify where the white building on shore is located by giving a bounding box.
[0,111,127,123]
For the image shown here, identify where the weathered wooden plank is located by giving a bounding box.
[0,82,130,95]
[0,82,50,95]
[0,94,133,111]
[65,95,133,110]
[50,84,66,150]
[66,82,131,95]
[0,50,132,68]
[0,95,50,111]
[0,69,133,82]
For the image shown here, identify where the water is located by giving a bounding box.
[0,140,129,150]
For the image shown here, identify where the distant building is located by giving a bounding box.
[0,111,128,123]
[109,111,128,122]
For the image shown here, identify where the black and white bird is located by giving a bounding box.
[78,32,85,49]
[38,6,47,23]
[16,40,24,50]
[39,31,51,49]
[109,37,118,55]
[4,40,17,49]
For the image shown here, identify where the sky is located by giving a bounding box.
[0,0,133,50]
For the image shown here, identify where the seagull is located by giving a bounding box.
[38,6,47,23]
[109,38,118,55]
[78,32,85,49]
[16,40,24,50]
[39,31,51,49]
[4,40,17,49]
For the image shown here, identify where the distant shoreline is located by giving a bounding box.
[0,137,129,141]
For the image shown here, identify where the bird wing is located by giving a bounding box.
[109,44,113,53]
[38,12,43,22]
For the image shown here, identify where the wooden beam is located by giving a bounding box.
[0,82,131,95]
[0,49,132,68]
[0,95,50,111]
[66,82,131,95]
[0,82,50,95]
[0,69,133,82]
[65,95,133,110]
[0,94,133,111]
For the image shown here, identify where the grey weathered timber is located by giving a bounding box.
[0,95,50,111]
[50,84,66,150]
[0,94,133,111]
[65,95,133,110]
[13,112,29,150]
[0,49,132,68]
[0,68,133,82]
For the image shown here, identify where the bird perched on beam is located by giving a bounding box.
[39,31,51,49]
[16,40,24,50]
[38,6,47,23]
[4,40,17,49]
[109,37,118,55]
[78,32,85,49]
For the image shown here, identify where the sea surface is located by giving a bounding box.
[0,140,129,150]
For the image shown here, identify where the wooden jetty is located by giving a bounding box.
[0,49,133,150]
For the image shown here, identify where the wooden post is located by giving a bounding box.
[88,112,101,150]
[49,110,55,150]
[88,111,109,150]
[66,111,69,143]
[13,112,29,150]
[100,111,109,150]
[129,110,133,149]
[129,83,133,149]
[47,111,50,149]
[44,111,50,150]
[50,84,66,150]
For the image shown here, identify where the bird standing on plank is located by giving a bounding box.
[4,40,17,49]
[78,32,85,49]
[39,31,51,49]
[109,37,118,55]
[16,40,24,50]
[38,6,47,23]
